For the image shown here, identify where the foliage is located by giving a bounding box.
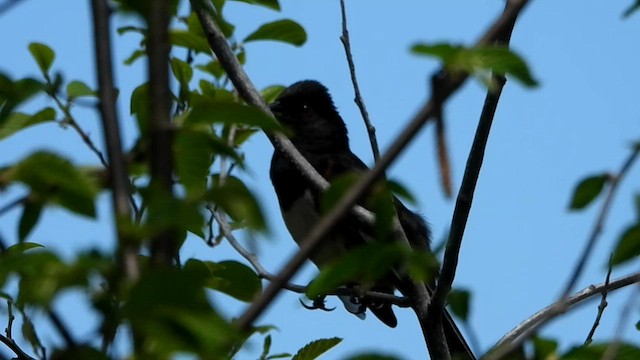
[0,0,638,359]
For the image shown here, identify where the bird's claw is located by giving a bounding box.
[299,296,336,312]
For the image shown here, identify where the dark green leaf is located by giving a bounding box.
[189,96,282,131]
[170,30,211,53]
[124,267,238,355]
[142,186,205,238]
[130,83,150,134]
[261,334,273,360]
[18,200,43,242]
[185,259,262,302]
[292,337,342,360]
[66,80,95,98]
[207,175,266,230]
[532,336,558,360]
[634,193,640,219]
[387,179,416,205]
[230,0,280,11]
[0,73,45,122]
[124,49,146,65]
[569,174,609,210]
[307,243,407,299]
[6,242,44,255]
[561,343,640,360]
[196,60,226,80]
[28,43,55,75]
[9,151,99,217]
[244,19,307,46]
[411,43,538,87]
[0,107,56,140]
[447,289,471,322]
[171,57,194,89]
[611,223,640,266]
[175,128,214,197]
[116,25,146,35]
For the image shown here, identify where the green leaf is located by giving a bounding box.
[6,242,44,256]
[170,30,211,53]
[611,223,640,266]
[187,259,262,302]
[532,336,558,360]
[230,0,280,11]
[189,96,282,131]
[292,337,342,360]
[142,186,205,238]
[66,80,95,98]
[569,174,609,210]
[130,83,150,134]
[0,107,56,140]
[18,200,43,242]
[9,151,99,217]
[171,57,194,89]
[307,243,407,299]
[411,43,538,87]
[262,85,286,104]
[0,73,45,122]
[561,343,640,360]
[21,314,44,355]
[207,175,266,230]
[28,43,55,75]
[447,289,471,322]
[244,19,307,47]
[175,128,214,197]
[387,180,416,205]
[124,49,146,65]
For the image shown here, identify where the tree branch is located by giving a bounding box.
[192,0,530,338]
[488,272,640,360]
[427,1,526,358]
[584,255,613,345]
[0,334,35,360]
[339,0,380,161]
[147,0,177,265]
[561,147,639,298]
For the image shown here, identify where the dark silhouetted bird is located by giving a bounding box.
[269,80,474,359]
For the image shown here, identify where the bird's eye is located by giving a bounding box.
[301,103,310,112]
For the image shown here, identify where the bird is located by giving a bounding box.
[269,80,474,359]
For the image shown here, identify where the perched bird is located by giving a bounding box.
[269,80,474,359]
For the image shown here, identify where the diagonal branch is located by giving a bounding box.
[427,1,527,358]
[192,0,530,339]
[492,272,640,356]
[339,0,380,161]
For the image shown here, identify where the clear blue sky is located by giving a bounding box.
[1,0,639,359]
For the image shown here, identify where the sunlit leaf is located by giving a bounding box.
[28,42,55,75]
[561,343,640,360]
[230,0,280,11]
[170,30,211,53]
[569,174,609,210]
[67,80,95,98]
[244,19,306,46]
[262,85,285,104]
[9,151,99,217]
[411,43,538,87]
[0,107,56,140]
[532,336,558,360]
[292,337,342,360]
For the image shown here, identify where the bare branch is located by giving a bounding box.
[0,195,28,217]
[561,147,639,298]
[584,255,614,345]
[0,334,36,360]
[147,0,177,265]
[339,0,380,161]
[602,281,640,360]
[428,1,527,358]
[489,272,640,360]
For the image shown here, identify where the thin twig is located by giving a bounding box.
[428,1,524,358]
[584,255,613,345]
[147,0,177,265]
[0,334,36,360]
[191,0,530,336]
[47,310,76,349]
[601,280,640,360]
[561,148,640,298]
[489,272,640,360]
[212,211,410,306]
[0,0,26,16]
[0,195,28,217]
[339,0,380,161]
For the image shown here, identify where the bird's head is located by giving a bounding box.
[270,80,349,152]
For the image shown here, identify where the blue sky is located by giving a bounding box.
[1,0,639,359]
